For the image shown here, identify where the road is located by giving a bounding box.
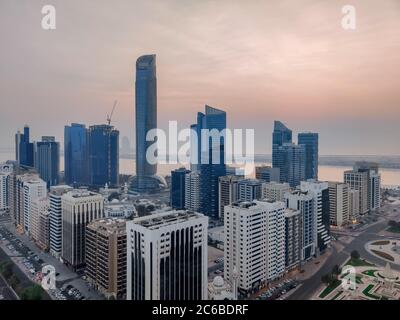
[288,218,400,300]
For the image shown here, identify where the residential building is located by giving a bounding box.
[284,209,301,270]
[218,175,241,220]
[238,179,263,202]
[61,189,104,270]
[328,182,349,227]
[126,210,208,300]
[261,182,290,202]
[30,197,50,251]
[285,190,315,260]
[185,171,200,212]
[348,189,360,222]
[344,170,369,215]
[0,163,13,212]
[49,185,73,258]
[300,181,330,255]
[224,201,286,294]
[86,218,127,299]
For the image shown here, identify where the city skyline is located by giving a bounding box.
[1,1,400,155]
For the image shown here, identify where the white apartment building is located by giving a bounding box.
[224,200,286,294]
[300,181,330,254]
[285,190,315,260]
[30,197,50,251]
[61,189,104,270]
[126,210,208,300]
[262,182,290,202]
[0,163,13,211]
[328,182,349,227]
[22,177,47,234]
[369,171,381,211]
[344,170,369,215]
[348,189,360,222]
[49,185,73,258]
[184,172,200,212]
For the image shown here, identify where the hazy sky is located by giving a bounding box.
[1,0,400,155]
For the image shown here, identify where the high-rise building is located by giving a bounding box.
[131,54,161,193]
[170,168,190,210]
[193,105,226,218]
[21,177,47,234]
[237,179,263,202]
[86,218,127,299]
[272,120,292,148]
[0,163,13,212]
[88,124,119,187]
[126,210,208,300]
[298,132,318,180]
[185,172,200,212]
[273,143,306,187]
[353,161,381,212]
[61,189,104,270]
[285,190,315,260]
[218,175,241,220]
[30,197,50,251]
[15,125,34,167]
[348,189,360,222]
[255,165,280,183]
[284,208,301,270]
[344,170,369,215]
[64,123,89,186]
[34,136,60,188]
[49,185,73,258]
[328,182,349,227]
[261,182,290,202]
[300,181,330,255]
[224,201,286,294]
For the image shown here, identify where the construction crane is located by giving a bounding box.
[107,100,118,126]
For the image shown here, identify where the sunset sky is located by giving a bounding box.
[1,0,400,155]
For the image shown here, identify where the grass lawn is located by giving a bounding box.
[319,279,341,299]
[345,257,374,267]
[331,291,343,300]
[362,270,378,277]
[362,284,381,300]
[356,275,363,284]
[387,226,400,234]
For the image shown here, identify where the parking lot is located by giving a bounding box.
[0,220,103,300]
[254,279,300,301]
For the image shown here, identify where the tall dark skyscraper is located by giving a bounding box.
[34,136,60,188]
[298,132,318,180]
[194,105,226,218]
[64,123,89,186]
[131,54,163,192]
[272,121,305,188]
[15,125,34,167]
[88,125,119,187]
[170,168,190,210]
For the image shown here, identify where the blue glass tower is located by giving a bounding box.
[131,54,163,192]
[88,124,119,187]
[64,123,89,186]
[298,132,318,180]
[34,136,60,188]
[15,125,34,167]
[170,168,190,209]
[195,105,226,218]
[272,120,292,183]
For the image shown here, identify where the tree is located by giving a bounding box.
[9,274,20,289]
[351,250,360,260]
[21,285,45,300]
[0,261,13,280]
[332,264,341,276]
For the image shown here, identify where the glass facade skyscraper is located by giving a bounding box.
[34,136,60,188]
[15,125,34,167]
[195,105,226,218]
[298,132,318,180]
[88,125,119,187]
[170,168,190,210]
[131,54,161,192]
[64,123,89,186]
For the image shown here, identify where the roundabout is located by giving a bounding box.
[365,240,400,265]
